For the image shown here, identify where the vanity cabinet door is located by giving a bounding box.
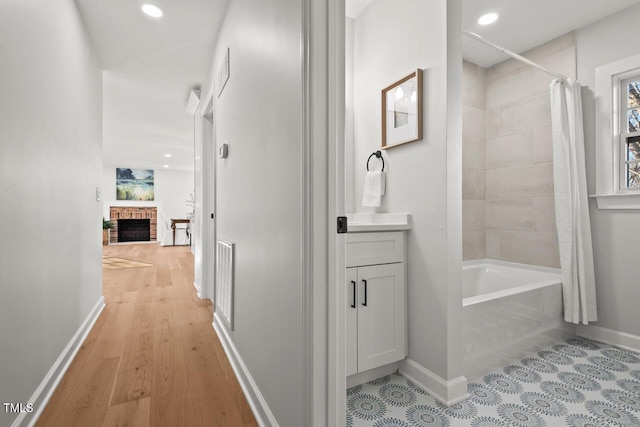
[346,267,358,377]
[357,263,405,373]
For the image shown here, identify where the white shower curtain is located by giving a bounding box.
[550,78,597,325]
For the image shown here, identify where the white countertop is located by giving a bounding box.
[346,213,411,232]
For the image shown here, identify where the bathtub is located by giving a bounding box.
[462,260,572,381]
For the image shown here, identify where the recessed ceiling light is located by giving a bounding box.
[164,153,172,158]
[163,165,169,168]
[478,12,498,26]
[142,4,163,18]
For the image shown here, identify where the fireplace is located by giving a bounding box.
[109,207,157,243]
[118,219,150,242]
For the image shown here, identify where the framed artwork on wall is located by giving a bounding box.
[116,168,154,201]
[381,69,423,149]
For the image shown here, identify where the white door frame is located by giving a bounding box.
[194,95,216,302]
[304,0,347,424]
[328,1,347,424]
[202,98,215,302]
[302,0,345,425]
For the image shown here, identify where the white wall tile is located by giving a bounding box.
[463,136,486,170]
[485,168,501,200]
[480,34,574,268]
[498,231,560,268]
[500,162,554,198]
[485,163,554,199]
[477,169,486,199]
[525,32,576,67]
[486,198,534,231]
[463,168,486,200]
[486,60,525,83]
[463,60,486,110]
[533,197,557,232]
[463,200,486,230]
[486,131,533,169]
[533,126,553,163]
[486,65,534,109]
[486,94,552,139]
[463,106,486,140]
[532,47,577,94]
[486,231,501,259]
[463,230,486,261]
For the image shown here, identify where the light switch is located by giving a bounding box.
[96,187,102,202]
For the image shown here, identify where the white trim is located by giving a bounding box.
[213,312,278,427]
[594,52,640,205]
[192,281,202,298]
[16,297,105,427]
[576,324,640,353]
[346,363,398,388]
[326,0,346,426]
[590,193,640,209]
[399,358,469,407]
[301,0,314,424]
[201,97,216,302]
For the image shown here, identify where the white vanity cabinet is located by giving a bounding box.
[345,231,406,377]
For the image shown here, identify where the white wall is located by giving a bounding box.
[200,0,307,425]
[350,0,463,382]
[0,1,103,426]
[102,166,194,243]
[577,4,640,337]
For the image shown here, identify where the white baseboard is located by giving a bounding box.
[14,297,105,427]
[399,358,468,407]
[193,281,202,298]
[347,363,398,388]
[576,324,640,353]
[213,312,278,427]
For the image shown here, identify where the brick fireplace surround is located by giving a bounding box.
[109,206,157,243]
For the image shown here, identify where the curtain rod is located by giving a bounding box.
[462,30,567,80]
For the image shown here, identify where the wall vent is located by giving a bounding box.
[216,240,234,330]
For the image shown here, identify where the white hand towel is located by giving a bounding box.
[362,171,386,207]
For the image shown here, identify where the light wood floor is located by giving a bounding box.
[36,243,257,427]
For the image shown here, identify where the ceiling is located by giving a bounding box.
[76,0,230,172]
[462,0,640,68]
[79,0,640,173]
[347,0,640,68]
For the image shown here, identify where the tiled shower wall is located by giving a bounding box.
[462,60,486,260]
[463,33,576,268]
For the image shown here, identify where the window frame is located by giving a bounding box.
[593,53,640,209]
[617,75,640,192]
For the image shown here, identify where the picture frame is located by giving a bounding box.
[381,69,423,149]
[216,47,230,98]
[116,168,154,201]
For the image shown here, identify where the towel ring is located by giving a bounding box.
[366,151,385,171]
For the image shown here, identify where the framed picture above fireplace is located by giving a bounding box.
[116,168,154,201]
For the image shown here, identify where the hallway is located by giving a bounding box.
[36,244,257,427]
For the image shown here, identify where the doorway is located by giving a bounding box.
[194,97,216,302]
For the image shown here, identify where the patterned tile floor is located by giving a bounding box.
[347,336,640,427]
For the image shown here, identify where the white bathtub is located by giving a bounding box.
[462,260,571,381]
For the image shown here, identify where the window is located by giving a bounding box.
[594,53,640,209]
[621,77,640,189]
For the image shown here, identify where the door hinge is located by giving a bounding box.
[337,216,347,234]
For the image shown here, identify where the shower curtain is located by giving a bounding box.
[550,78,597,325]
